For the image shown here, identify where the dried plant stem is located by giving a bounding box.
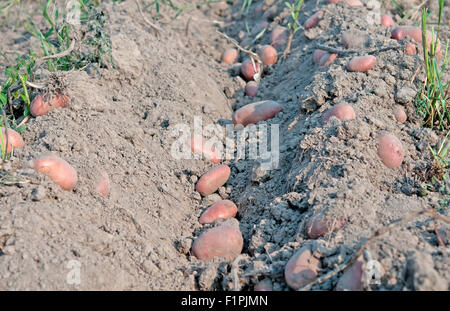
[298,208,450,291]
[33,40,76,70]
[216,30,262,64]
[135,0,164,35]
[315,43,403,55]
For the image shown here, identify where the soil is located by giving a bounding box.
[0,0,449,291]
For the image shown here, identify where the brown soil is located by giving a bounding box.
[0,0,448,291]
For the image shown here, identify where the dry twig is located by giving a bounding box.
[135,0,164,36]
[298,208,450,291]
[315,43,403,56]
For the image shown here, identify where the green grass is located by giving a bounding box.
[0,0,112,137]
[285,0,304,35]
[415,1,449,131]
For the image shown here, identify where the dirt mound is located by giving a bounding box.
[0,0,449,290]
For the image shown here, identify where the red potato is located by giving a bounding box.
[0,127,24,154]
[405,43,417,55]
[254,279,273,291]
[346,0,362,6]
[377,133,404,169]
[336,257,364,291]
[233,100,283,127]
[199,200,238,224]
[30,94,70,117]
[323,104,355,124]
[221,48,238,64]
[192,224,243,261]
[306,215,345,239]
[190,136,222,164]
[284,246,321,289]
[313,49,327,64]
[245,81,258,97]
[260,45,277,66]
[391,26,441,53]
[304,11,324,30]
[393,106,407,123]
[347,55,376,72]
[381,15,394,27]
[327,0,341,4]
[319,52,337,66]
[33,155,78,190]
[270,26,287,49]
[95,172,110,197]
[241,58,261,81]
[196,164,231,196]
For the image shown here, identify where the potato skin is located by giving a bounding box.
[377,133,404,169]
[233,100,283,127]
[241,58,260,81]
[199,200,238,224]
[284,246,321,289]
[192,225,243,261]
[260,45,277,66]
[270,26,287,49]
[304,11,323,30]
[196,164,231,196]
[336,257,364,291]
[381,15,394,27]
[347,55,376,72]
[245,81,258,97]
[33,155,78,190]
[405,43,417,55]
[313,49,327,64]
[0,127,24,153]
[346,0,362,6]
[254,278,273,291]
[323,104,355,124]
[306,215,344,239]
[391,26,440,53]
[319,53,337,66]
[221,48,238,64]
[30,94,70,117]
[95,172,110,197]
[393,106,407,123]
[190,136,222,164]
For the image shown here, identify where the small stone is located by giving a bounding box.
[176,238,193,255]
[190,175,198,184]
[201,193,222,206]
[31,186,46,201]
[395,86,416,105]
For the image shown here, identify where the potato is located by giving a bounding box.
[284,246,321,289]
[393,105,407,123]
[254,278,273,291]
[259,45,277,66]
[241,58,261,81]
[405,43,417,55]
[192,224,243,261]
[346,0,362,6]
[233,100,283,127]
[245,81,258,97]
[347,55,376,72]
[313,49,327,64]
[221,48,238,64]
[306,215,344,239]
[0,127,24,154]
[304,11,323,30]
[199,200,238,224]
[391,26,440,53]
[319,52,337,66]
[190,136,222,164]
[381,15,394,27]
[196,164,231,196]
[33,155,78,190]
[323,104,355,124]
[30,94,70,117]
[377,133,404,169]
[270,26,287,49]
[327,0,341,4]
[336,257,364,291]
[95,172,110,197]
